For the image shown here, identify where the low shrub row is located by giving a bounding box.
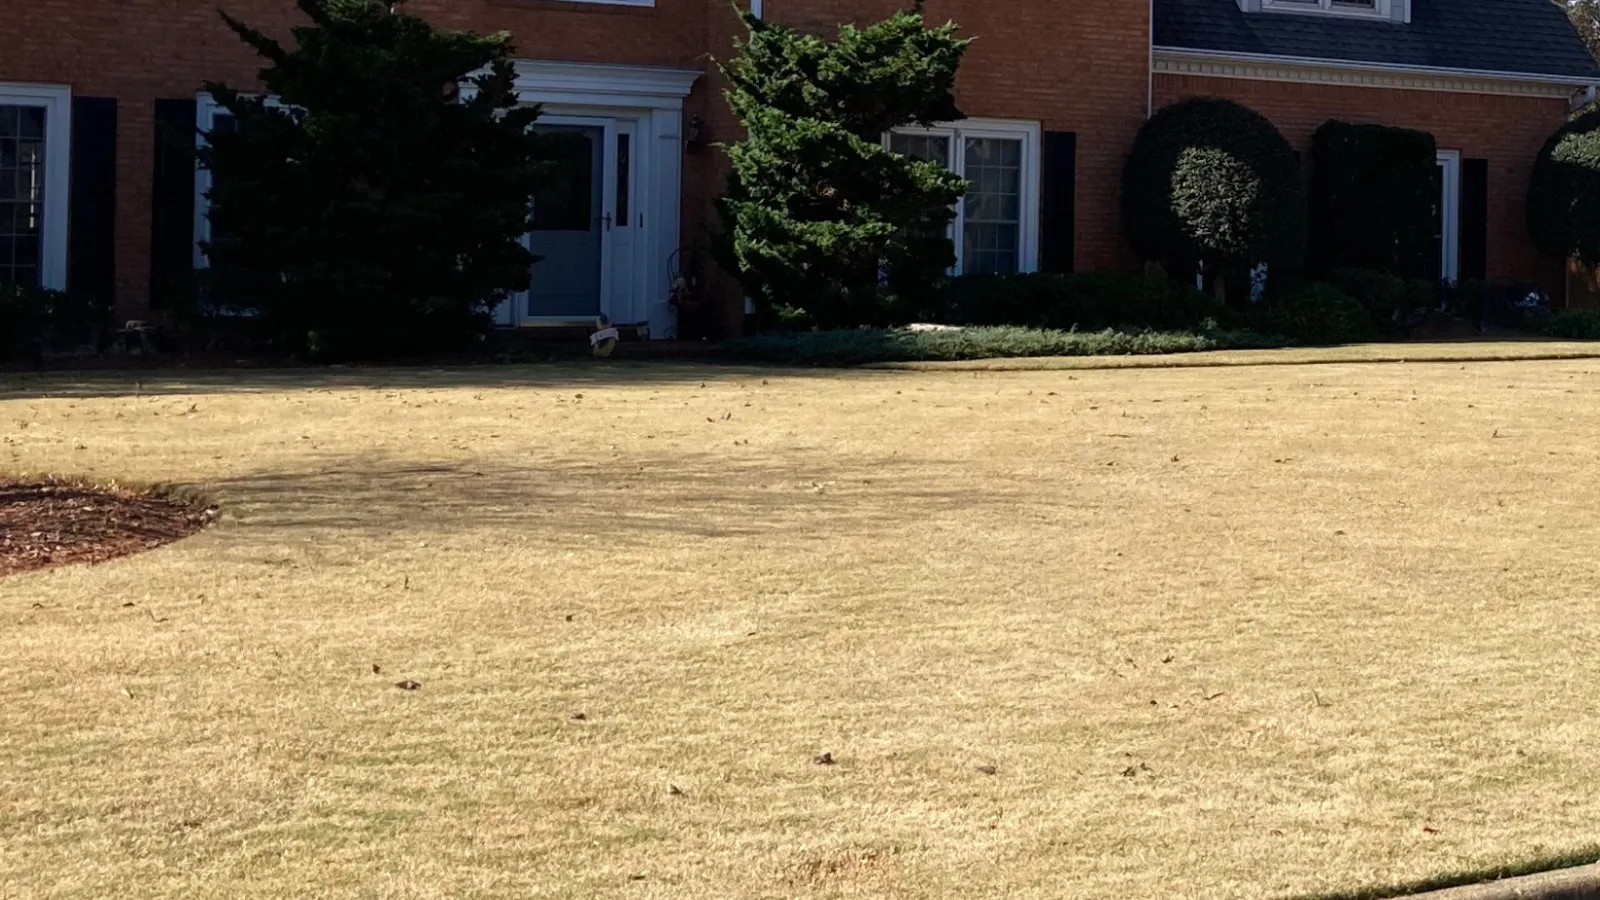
[722,325,1285,366]
[0,285,115,361]
[924,272,1228,333]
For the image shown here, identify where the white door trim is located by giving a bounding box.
[496,60,700,338]
[0,82,72,291]
[1437,149,1461,283]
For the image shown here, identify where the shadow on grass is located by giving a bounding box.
[0,360,841,401]
[206,450,1006,546]
[1287,846,1600,900]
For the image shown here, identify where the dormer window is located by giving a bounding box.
[1243,0,1408,22]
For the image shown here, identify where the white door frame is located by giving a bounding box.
[1437,149,1461,283]
[480,61,701,337]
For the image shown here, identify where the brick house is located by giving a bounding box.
[0,0,1594,339]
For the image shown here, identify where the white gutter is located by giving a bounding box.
[1153,44,1600,88]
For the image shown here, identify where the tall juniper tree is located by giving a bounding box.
[199,0,554,358]
[718,7,970,330]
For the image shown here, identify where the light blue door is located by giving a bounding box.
[527,126,604,319]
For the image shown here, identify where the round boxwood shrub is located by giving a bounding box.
[1529,105,1600,266]
[1254,282,1374,345]
[1123,98,1307,296]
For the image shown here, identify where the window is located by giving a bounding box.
[194,91,294,269]
[1261,0,1392,19]
[888,119,1040,276]
[0,83,70,290]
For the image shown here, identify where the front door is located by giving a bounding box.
[526,125,605,320]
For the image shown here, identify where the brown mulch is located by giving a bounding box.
[0,478,216,576]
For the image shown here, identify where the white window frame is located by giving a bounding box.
[886,118,1042,276]
[1260,0,1393,20]
[0,82,72,291]
[194,91,298,269]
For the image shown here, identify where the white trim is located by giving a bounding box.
[1153,46,1597,98]
[0,82,71,291]
[1437,149,1461,283]
[888,117,1042,276]
[498,60,700,338]
[505,60,700,111]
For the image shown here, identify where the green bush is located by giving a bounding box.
[1530,308,1600,339]
[927,272,1228,332]
[1309,121,1439,278]
[1324,268,1437,325]
[1122,98,1306,300]
[722,325,1285,366]
[718,9,970,329]
[1528,105,1600,266]
[1443,279,1489,324]
[0,284,115,361]
[1253,282,1374,345]
[199,0,557,360]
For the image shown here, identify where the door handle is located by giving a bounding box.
[596,214,613,232]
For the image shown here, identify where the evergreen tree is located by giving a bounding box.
[718,7,970,330]
[199,0,554,358]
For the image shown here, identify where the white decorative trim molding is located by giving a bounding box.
[510,60,701,110]
[1153,47,1595,100]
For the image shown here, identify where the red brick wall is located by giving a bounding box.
[1153,73,1571,295]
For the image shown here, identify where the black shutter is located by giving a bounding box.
[1040,131,1076,274]
[149,98,197,309]
[68,97,117,308]
[1461,158,1489,282]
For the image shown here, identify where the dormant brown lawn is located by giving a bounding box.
[4,355,1600,900]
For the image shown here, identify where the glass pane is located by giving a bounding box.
[532,131,594,232]
[616,132,630,224]
[0,104,46,288]
[18,107,43,139]
[890,133,951,168]
[961,137,1022,276]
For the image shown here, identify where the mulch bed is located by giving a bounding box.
[1,478,217,576]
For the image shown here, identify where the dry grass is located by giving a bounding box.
[4,354,1600,900]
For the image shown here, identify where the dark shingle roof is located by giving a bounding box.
[1154,0,1600,81]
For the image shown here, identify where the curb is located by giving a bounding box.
[1390,863,1600,900]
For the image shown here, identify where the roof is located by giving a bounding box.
[1153,0,1600,81]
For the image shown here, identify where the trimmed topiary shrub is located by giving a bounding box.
[927,272,1227,332]
[1123,97,1306,302]
[1528,105,1600,266]
[1309,121,1439,279]
[1253,282,1374,345]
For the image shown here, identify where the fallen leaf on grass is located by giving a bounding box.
[813,752,835,766]
[395,680,422,691]
[974,765,998,776]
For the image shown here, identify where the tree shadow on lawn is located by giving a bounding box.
[0,360,839,401]
[206,450,1007,547]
